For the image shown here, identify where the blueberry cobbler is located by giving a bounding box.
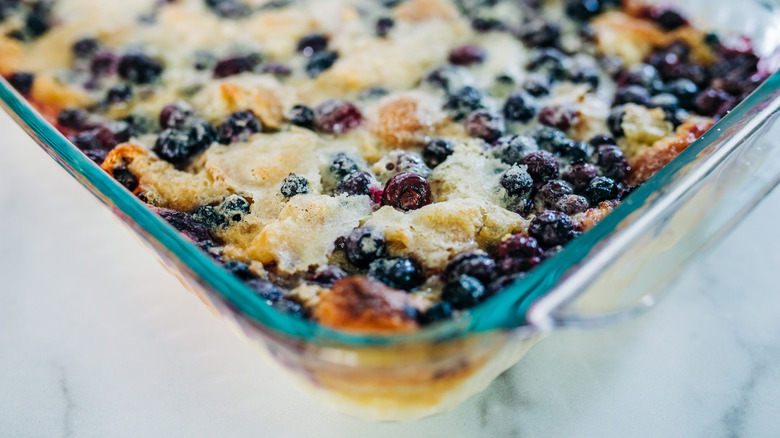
[1,0,770,333]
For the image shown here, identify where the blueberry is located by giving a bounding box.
[651,8,688,30]
[72,38,99,58]
[381,173,432,211]
[417,302,453,325]
[695,87,731,116]
[335,171,376,196]
[607,105,626,137]
[444,251,497,284]
[152,119,217,167]
[217,110,263,144]
[113,167,139,192]
[566,141,593,164]
[500,165,534,198]
[106,83,132,104]
[219,194,251,221]
[529,210,576,247]
[213,55,257,78]
[710,53,759,83]
[261,62,292,77]
[595,145,628,181]
[537,180,573,208]
[297,33,328,56]
[584,176,618,204]
[441,275,487,310]
[305,51,338,78]
[375,17,394,37]
[156,208,213,243]
[425,66,458,92]
[246,277,285,303]
[57,108,90,130]
[492,135,539,165]
[272,299,308,319]
[664,107,689,128]
[204,0,251,18]
[664,78,698,109]
[73,123,130,152]
[494,234,541,272]
[358,87,389,100]
[345,227,387,268]
[368,257,423,290]
[538,105,577,131]
[503,92,537,123]
[90,51,118,77]
[614,85,651,106]
[117,52,163,84]
[388,151,432,177]
[224,260,255,280]
[83,149,108,164]
[565,0,602,21]
[193,205,228,230]
[123,113,151,136]
[94,122,131,149]
[305,265,347,287]
[159,103,193,130]
[448,44,486,66]
[650,93,680,111]
[314,100,363,134]
[568,66,600,88]
[471,17,504,33]
[444,86,485,121]
[527,48,569,79]
[522,75,550,97]
[518,19,560,48]
[71,130,101,151]
[530,127,573,155]
[556,194,590,214]
[588,133,616,147]
[288,104,315,129]
[22,2,52,39]
[280,174,310,198]
[329,152,360,180]
[464,110,504,142]
[562,163,598,191]
[521,150,560,183]
[422,138,454,168]
[618,63,662,91]
[8,72,34,95]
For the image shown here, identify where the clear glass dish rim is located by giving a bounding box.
[3,69,778,347]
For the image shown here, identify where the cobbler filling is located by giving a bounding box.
[2,0,771,332]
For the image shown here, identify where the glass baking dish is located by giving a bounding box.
[4,0,780,421]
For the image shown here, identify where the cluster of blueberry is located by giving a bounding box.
[195,31,340,80]
[153,202,310,318]
[394,130,628,323]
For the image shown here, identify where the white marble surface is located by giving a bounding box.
[1,111,779,438]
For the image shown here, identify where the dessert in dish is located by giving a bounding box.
[0,0,769,333]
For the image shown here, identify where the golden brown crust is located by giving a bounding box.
[395,0,458,22]
[372,95,446,148]
[313,277,419,333]
[573,200,620,232]
[628,116,714,185]
[100,143,147,194]
[100,143,147,171]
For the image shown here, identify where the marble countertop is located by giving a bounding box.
[1,112,779,438]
